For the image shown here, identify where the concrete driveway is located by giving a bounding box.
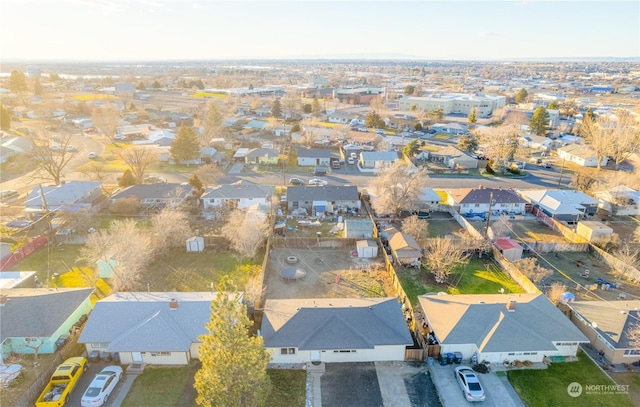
[428,363,524,407]
[67,361,129,407]
[317,361,441,407]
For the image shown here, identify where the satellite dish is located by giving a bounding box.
[591,322,597,329]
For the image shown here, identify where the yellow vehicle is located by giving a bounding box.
[36,357,87,407]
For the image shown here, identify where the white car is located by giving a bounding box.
[308,178,328,186]
[50,145,61,152]
[454,366,486,402]
[81,366,123,407]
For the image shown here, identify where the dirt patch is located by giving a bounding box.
[507,220,568,243]
[264,248,394,299]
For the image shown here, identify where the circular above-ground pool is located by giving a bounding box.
[285,255,299,264]
[280,267,307,281]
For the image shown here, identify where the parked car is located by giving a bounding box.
[0,190,19,202]
[66,145,76,152]
[88,152,98,159]
[411,210,431,219]
[143,176,167,184]
[308,178,328,186]
[81,366,123,407]
[50,145,61,152]
[289,177,304,185]
[347,157,355,165]
[454,366,486,402]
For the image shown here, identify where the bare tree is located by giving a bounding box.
[27,126,78,185]
[475,125,522,173]
[91,103,120,142]
[194,164,223,188]
[515,257,553,283]
[80,161,110,182]
[370,160,429,217]
[150,207,193,254]
[58,208,95,235]
[119,147,158,183]
[578,115,611,171]
[547,282,567,305]
[221,210,270,259]
[281,91,299,117]
[369,96,386,117]
[401,215,429,241]
[628,323,640,350]
[605,111,640,170]
[80,219,154,291]
[613,243,640,284]
[422,237,470,283]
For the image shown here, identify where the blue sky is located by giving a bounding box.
[2,0,639,61]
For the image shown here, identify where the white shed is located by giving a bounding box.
[356,240,378,258]
[576,221,613,241]
[186,236,205,252]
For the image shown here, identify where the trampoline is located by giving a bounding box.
[280,267,307,281]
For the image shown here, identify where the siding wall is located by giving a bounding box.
[268,345,406,364]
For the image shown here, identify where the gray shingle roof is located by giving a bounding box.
[0,288,94,340]
[110,184,192,200]
[262,298,412,350]
[287,186,358,202]
[78,292,220,352]
[201,181,274,200]
[419,294,588,353]
[25,181,102,208]
[569,300,640,348]
[296,149,335,159]
[448,188,526,205]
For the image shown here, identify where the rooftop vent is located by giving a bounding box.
[169,299,179,310]
[507,300,516,312]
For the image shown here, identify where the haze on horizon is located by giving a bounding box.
[2,0,639,62]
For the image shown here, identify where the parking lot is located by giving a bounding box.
[428,362,525,407]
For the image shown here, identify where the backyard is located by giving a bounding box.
[397,257,525,306]
[508,350,635,407]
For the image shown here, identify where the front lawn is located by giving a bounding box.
[267,369,307,407]
[508,351,635,407]
[121,366,191,407]
[397,258,524,305]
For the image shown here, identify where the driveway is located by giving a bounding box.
[428,363,524,407]
[319,362,441,407]
[67,361,130,407]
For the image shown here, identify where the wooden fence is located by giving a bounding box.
[270,236,361,249]
[492,247,541,294]
[0,235,48,271]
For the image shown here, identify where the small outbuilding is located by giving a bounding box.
[356,240,378,258]
[186,236,205,252]
[495,238,523,262]
[576,221,613,242]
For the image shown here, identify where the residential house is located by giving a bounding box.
[297,149,336,167]
[244,148,280,165]
[575,221,613,241]
[133,129,175,146]
[78,292,236,365]
[24,181,104,216]
[594,185,640,216]
[517,189,600,222]
[344,218,374,239]
[519,135,554,150]
[262,298,413,364]
[109,183,193,209]
[1,288,94,358]
[383,227,421,266]
[0,136,33,163]
[360,151,399,169]
[327,111,365,125]
[419,293,589,364]
[114,82,136,97]
[430,146,478,169]
[431,123,468,134]
[557,144,608,167]
[569,300,640,364]
[117,124,153,141]
[286,186,360,214]
[201,180,274,211]
[446,187,526,217]
[418,188,442,209]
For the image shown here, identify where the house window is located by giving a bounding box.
[25,337,38,342]
[92,342,109,348]
[474,204,480,207]
[624,349,640,357]
[151,352,171,357]
[333,350,357,353]
[280,348,296,355]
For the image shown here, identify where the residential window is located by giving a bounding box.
[280,348,296,355]
[624,349,640,357]
[92,342,109,348]
[333,350,357,353]
[25,337,38,342]
[151,352,171,356]
[474,204,480,207]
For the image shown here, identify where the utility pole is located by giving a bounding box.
[484,191,494,238]
[557,157,566,189]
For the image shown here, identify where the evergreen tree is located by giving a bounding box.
[194,280,271,407]
[529,106,550,137]
[8,70,27,93]
[584,108,595,121]
[312,97,322,117]
[118,169,137,187]
[365,110,384,128]
[302,104,312,114]
[189,172,204,191]
[457,134,480,152]
[152,80,162,89]
[468,107,477,124]
[404,85,415,95]
[414,122,423,131]
[171,126,201,163]
[548,100,559,110]
[136,81,146,90]
[0,105,11,131]
[271,99,282,118]
[515,88,528,104]
[402,139,421,158]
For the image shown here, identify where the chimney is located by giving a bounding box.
[507,300,516,312]
[0,295,7,306]
[169,299,179,310]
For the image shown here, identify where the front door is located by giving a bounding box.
[310,350,321,365]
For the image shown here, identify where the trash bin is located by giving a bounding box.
[454,352,463,364]
[439,354,448,366]
[446,353,454,364]
[89,350,100,363]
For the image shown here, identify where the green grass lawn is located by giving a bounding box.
[397,258,524,305]
[508,351,635,407]
[14,244,87,283]
[266,369,307,407]
[121,366,191,407]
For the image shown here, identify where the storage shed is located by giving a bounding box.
[186,236,205,252]
[495,238,523,262]
[356,240,378,258]
[576,221,613,241]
